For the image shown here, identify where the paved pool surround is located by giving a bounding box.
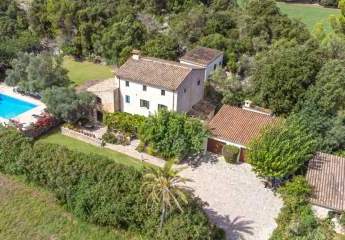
[0,84,46,126]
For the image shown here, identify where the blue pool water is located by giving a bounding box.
[0,93,37,119]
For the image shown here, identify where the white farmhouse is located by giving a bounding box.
[179,47,224,80]
[115,53,205,116]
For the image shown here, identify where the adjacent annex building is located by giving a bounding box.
[207,102,276,161]
[306,152,345,213]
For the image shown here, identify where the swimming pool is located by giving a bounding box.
[0,93,37,119]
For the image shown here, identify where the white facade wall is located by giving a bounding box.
[118,77,177,117]
[176,69,205,112]
[180,54,224,80]
[204,55,223,80]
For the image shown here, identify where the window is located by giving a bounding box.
[96,97,102,104]
[183,88,187,93]
[140,99,149,109]
[125,81,129,87]
[161,90,165,96]
[197,80,201,86]
[158,104,167,110]
[143,85,147,91]
[214,64,217,70]
[125,95,130,103]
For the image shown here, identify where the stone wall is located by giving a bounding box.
[61,127,102,146]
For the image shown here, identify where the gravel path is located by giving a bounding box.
[181,158,282,240]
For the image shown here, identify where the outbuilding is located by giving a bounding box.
[180,47,224,81]
[207,103,276,161]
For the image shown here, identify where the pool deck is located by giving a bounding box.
[0,84,46,127]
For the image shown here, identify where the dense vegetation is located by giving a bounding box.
[0,127,222,239]
[270,177,335,239]
[5,52,69,94]
[249,118,316,179]
[139,110,207,160]
[0,0,39,79]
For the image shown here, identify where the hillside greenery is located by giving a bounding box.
[0,127,223,239]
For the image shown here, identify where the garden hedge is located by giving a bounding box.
[0,127,223,239]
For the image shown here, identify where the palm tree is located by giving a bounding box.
[141,161,192,230]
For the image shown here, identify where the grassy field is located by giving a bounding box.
[0,174,141,240]
[277,2,340,32]
[63,56,114,86]
[237,0,339,33]
[37,130,144,169]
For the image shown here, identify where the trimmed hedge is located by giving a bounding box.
[0,127,223,239]
[222,145,239,163]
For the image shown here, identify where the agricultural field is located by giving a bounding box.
[63,56,114,86]
[277,2,340,32]
[0,174,141,240]
[237,0,339,32]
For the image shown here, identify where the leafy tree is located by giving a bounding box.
[302,60,345,115]
[0,0,39,78]
[330,0,345,35]
[5,52,69,94]
[142,34,180,60]
[95,16,146,64]
[170,5,207,46]
[248,118,316,179]
[42,87,96,123]
[206,68,246,106]
[139,110,207,160]
[141,161,191,230]
[251,39,322,115]
[292,60,345,153]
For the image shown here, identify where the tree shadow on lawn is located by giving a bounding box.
[206,208,254,240]
[182,152,219,168]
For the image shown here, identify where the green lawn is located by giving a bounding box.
[63,56,114,86]
[38,130,144,169]
[0,174,141,240]
[237,0,339,33]
[277,2,340,32]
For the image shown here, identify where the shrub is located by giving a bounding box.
[0,127,221,239]
[104,112,145,137]
[222,145,239,163]
[319,0,338,7]
[339,212,345,227]
[139,110,207,161]
[101,131,130,145]
[270,176,335,240]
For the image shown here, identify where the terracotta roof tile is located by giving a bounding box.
[208,105,276,146]
[306,152,345,211]
[180,47,223,66]
[116,56,199,91]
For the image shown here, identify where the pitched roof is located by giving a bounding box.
[208,105,276,146]
[306,152,345,211]
[87,78,118,92]
[116,56,199,91]
[180,47,223,66]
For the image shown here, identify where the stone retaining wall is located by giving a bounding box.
[61,127,102,146]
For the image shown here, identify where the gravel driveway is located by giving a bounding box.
[181,156,282,240]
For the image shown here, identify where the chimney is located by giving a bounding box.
[132,49,141,60]
[244,100,252,108]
